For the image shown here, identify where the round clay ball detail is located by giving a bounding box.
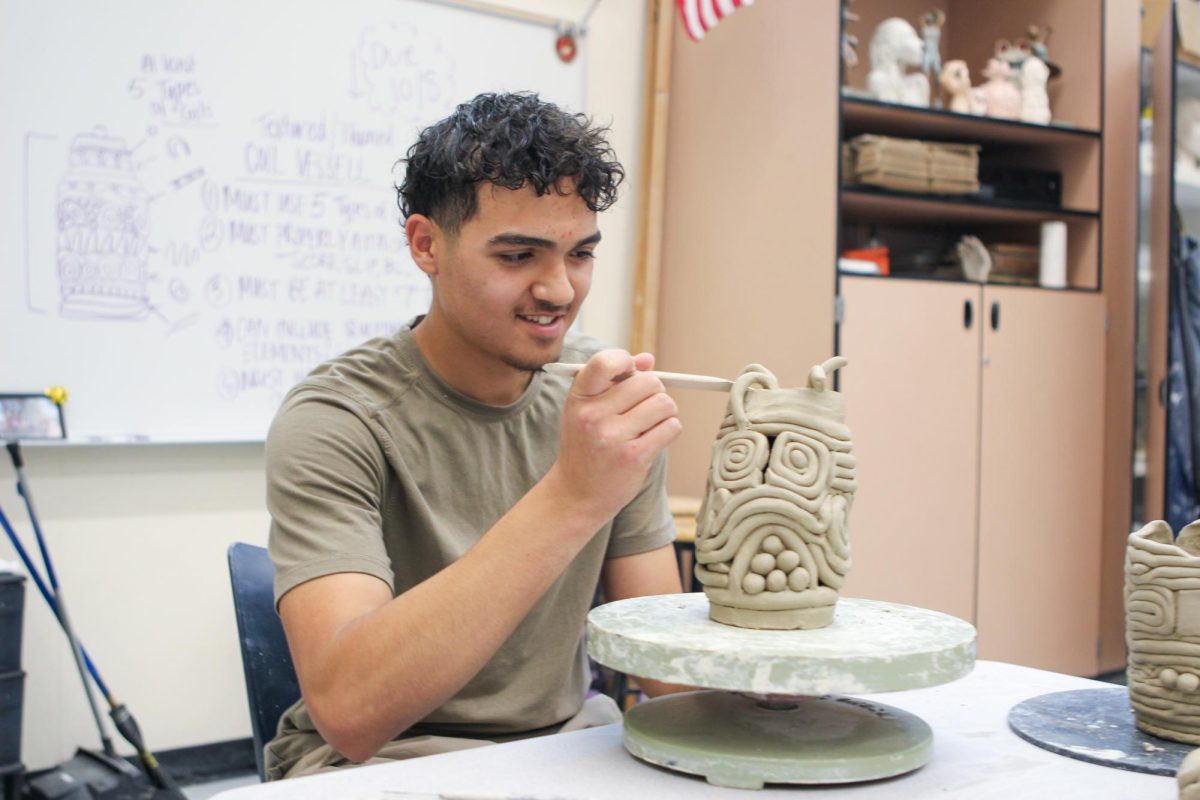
[742,572,766,594]
[762,535,784,555]
[766,569,787,592]
[750,553,776,575]
[787,567,810,592]
[1180,672,1200,693]
[776,550,801,572]
[1161,668,1180,688]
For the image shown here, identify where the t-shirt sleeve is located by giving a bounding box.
[265,390,395,607]
[604,450,677,559]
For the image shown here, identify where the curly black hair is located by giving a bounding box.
[397,92,625,235]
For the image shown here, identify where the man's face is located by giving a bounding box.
[428,181,598,372]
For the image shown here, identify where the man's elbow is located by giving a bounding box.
[307,692,391,764]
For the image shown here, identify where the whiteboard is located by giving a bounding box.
[1,0,584,443]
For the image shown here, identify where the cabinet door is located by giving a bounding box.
[837,277,982,622]
[976,287,1105,675]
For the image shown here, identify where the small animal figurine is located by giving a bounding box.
[994,37,1033,73]
[979,58,1022,119]
[867,17,930,106]
[940,60,982,115]
[1027,25,1053,63]
[1019,56,1051,124]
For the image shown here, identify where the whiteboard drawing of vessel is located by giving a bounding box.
[56,127,151,320]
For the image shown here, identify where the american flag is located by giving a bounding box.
[676,0,755,42]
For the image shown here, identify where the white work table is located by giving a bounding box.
[214,660,1174,800]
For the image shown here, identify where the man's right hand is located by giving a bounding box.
[549,349,683,525]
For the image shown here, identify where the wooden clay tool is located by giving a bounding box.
[542,362,733,392]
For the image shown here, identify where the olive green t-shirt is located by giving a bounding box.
[263,321,674,777]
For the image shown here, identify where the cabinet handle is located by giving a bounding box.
[990,301,1000,331]
[963,299,974,329]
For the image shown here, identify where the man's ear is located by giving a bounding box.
[406,214,441,277]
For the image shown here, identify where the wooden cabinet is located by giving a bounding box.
[839,277,1105,673]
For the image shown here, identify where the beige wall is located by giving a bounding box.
[0,0,648,770]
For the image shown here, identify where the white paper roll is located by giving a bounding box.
[1039,221,1068,288]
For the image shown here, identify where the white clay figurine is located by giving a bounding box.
[1019,56,1051,124]
[867,17,930,107]
[956,235,991,283]
[979,58,1021,120]
[940,60,982,115]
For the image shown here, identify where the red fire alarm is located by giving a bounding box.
[556,31,578,63]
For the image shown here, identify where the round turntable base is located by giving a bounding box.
[587,593,976,788]
[624,691,933,789]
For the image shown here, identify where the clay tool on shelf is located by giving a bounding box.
[542,362,733,392]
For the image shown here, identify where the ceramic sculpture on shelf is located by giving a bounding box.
[1126,519,1200,743]
[979,58,1022,120]
[956,235,991,283]
[994,38,1033,72]
[867,18,929,107]
[940,60,982,115]
[1027,25,1053,63]
[1019,56,1051,124]
[694,358,856,631]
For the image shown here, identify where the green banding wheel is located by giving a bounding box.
[624,691,934,788]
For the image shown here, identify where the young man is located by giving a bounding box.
[263,92,684,779]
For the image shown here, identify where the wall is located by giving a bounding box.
[0,0,648,770]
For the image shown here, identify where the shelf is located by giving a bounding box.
[840,187,1100,226]
[836,271,1100,293]
[841,96,1102,147]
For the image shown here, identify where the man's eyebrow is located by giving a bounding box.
[486,231,603,249]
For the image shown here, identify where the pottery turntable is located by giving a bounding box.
[586,360,977,789]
